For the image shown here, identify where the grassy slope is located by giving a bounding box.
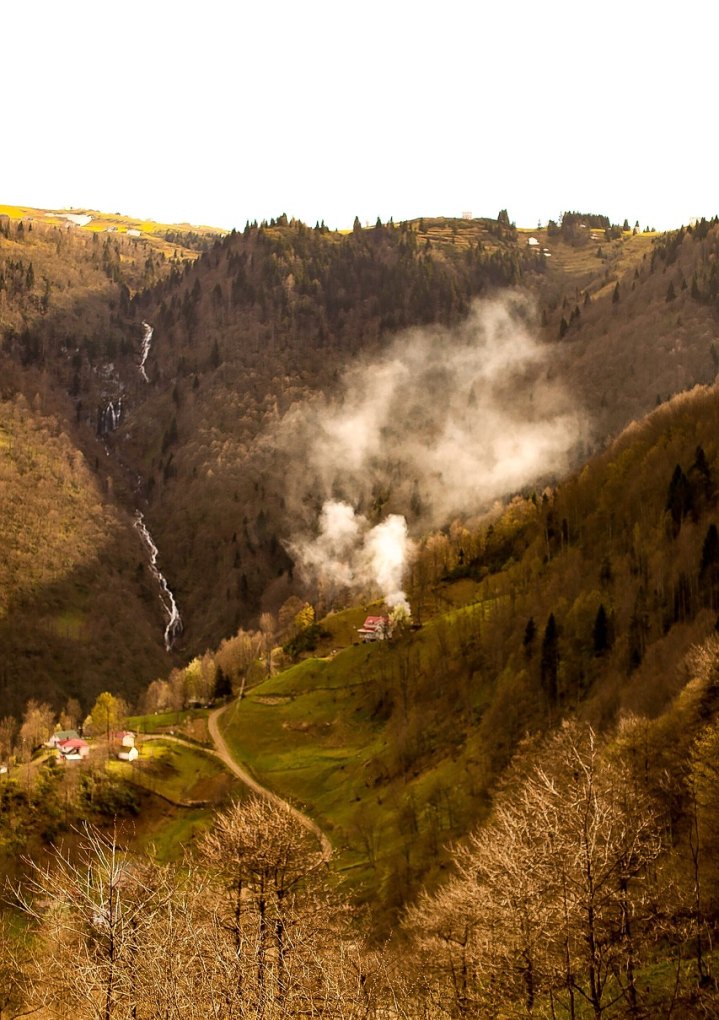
[220,594,497,913]
[108,737,240,813]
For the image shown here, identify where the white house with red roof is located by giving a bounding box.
[56,738,90,761]
[358,615,390,642]
[48,729,80,748]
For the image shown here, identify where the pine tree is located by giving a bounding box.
[593,604,610,656]
[213,665,232,701]
[666,464,694,536]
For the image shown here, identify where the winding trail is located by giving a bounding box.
[208,704,332,860]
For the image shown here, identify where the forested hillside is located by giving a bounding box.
[0,213,217,715]
[121,214,719,663]
[86,214,545,649]
[3,206,719,721]
[0,393,168,717]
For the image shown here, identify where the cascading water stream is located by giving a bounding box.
[139,321,153,382]
[96,320,183,649]
[99,398,123,436]
[133,511,183,651]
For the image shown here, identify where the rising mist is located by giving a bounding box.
[274,293,588,605]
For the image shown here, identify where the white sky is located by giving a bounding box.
[3,0,715,232]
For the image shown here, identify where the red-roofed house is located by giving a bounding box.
[57,738,90,761]
[48,729,80,748]
[358,616,390,642]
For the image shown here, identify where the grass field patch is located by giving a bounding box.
[126,708,211,744]
[108,737,237,805]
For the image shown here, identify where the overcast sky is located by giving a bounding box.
[3,0,715,232]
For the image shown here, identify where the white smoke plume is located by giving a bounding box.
[274,293,588,607]
[362,514,411,613]
[290,501,413,613]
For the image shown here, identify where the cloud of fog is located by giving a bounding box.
[275,293,588,607]
[290,501,413,612]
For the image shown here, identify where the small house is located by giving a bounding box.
[527,236,540,248]
[57,738,90,761]
[117,747,139,762]
[48,729,80,748]
[358,616,390,642]
[111,731,136,749]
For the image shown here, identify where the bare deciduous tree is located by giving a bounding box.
[14,824,171,1020]
[402,723,664,1020]
[198,794,328,1015]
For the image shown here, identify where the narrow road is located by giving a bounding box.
[208,704,332,861]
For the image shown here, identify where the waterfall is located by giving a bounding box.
[139,321,153,382]
[134,511,183,651]
[98,398,123,436]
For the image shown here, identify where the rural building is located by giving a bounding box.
[111,731,136,749]
[48,729,80,748]
[527,236,540,247]
[111,731,138,761]
[358,616,390,642]
[56,738,90,761]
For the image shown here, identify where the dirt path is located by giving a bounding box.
[207,705,332,860]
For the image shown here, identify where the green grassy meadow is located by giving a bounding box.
[108,737,238,805]
[125,708,211,743]
[218,588,500,910]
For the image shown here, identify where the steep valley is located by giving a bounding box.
[3,208,719,717]
[5,206,719,1015]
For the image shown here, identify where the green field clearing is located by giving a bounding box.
[126,708,211,743]
[219,589,500,902]
[108,737,238,806]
